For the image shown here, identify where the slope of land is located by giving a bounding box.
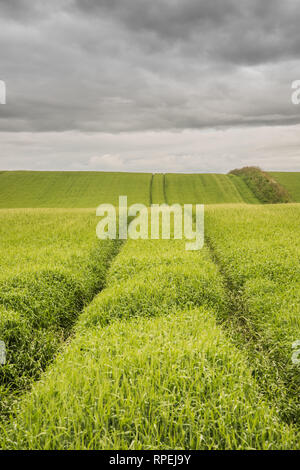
[165,173,259,204]
[269,172,300,202]
[0,171,151,208]
[0,170,298,208]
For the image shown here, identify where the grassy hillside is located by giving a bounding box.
[165,173,259,204]
[269,172,300,202]
[1,170,298,208]
[0,171,151,208]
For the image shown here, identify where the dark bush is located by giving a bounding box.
[229,167,292,203]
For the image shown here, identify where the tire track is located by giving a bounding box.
[149,174,153,206]
[163,173,168,204]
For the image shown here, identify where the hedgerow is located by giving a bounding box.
[229,167,292,203]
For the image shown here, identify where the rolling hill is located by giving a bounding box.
[165,173,259,204]
[0,171,151,208]
[1,170,299,207]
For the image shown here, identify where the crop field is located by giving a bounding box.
[0,209,120,415]
[0,172,299,450]
[269,172,300,202]
[0,170,263,208]
[1,236,299,449]
[205,204,300,423]
[0,172,151,208]
[165,173,260,204]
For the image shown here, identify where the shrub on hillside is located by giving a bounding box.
[229,166,292,203]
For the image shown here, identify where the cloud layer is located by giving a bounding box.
[0,0,299,170]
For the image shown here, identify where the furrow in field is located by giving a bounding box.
[1,236,298,449]
[151,174,166,204]
[149,174,153,205]
[163,174,168,204]
[205,204,300,424]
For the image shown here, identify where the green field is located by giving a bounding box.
[0,209,120,415]
[269,172,300,202]
[0,170,298,207]
[1,234,299,449]
[0,171,151,208]
[0,171,299,449]
[205,204,300,422]
[0,171,263,208]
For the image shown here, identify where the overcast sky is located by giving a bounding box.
[0,0,300,172]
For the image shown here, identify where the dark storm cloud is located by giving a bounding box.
[72,0,300,64]
[0,0,300,133]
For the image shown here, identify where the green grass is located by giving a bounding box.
[165,174,259,204]
[205,204,300,422]
[0,209,120,415]
[0,209,97,280]
[0,171,151,208]
[269,172,300,202]
[1,235,298,449]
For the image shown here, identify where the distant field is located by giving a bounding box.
[165,173,259,204]
[269,172,300,202]
[1,171,299,207]
[0,171,261,208]
[0,171,151,208]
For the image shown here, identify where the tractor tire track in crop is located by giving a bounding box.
[0,237,123,419]
[163,174,168,204]
[204,205,300,425]
[149,174,153,205]
[150,174,165,205]
[206,233,300,425]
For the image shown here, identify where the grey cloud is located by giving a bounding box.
[72,0,300,64]
[0,0,300,136]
